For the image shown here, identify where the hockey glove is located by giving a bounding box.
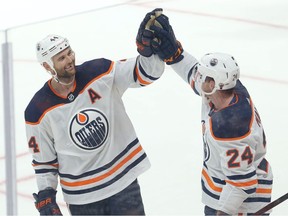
[150,14,184,65]
[136,8,163,57]
[33,188,62,216]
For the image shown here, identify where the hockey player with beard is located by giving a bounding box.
[25,9,165,215]
[148,11,273,215]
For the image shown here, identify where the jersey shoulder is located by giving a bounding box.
[75,58,114,90]
[76,58,113,79]
[25,59,114,124]
[210,94,253,139]
[25,82,63,124]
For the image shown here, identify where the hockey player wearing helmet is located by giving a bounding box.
[36,35,76,87]
[148,11,273,216]
[25,9,165,215]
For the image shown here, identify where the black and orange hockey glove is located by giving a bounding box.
[150,14,184,65]
[33,188,62,216]
[136,8,163,57]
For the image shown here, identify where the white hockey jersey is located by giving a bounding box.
[25,55,164,205]
[171,51,273,214]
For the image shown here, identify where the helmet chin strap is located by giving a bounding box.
[52,73,75,86]
[46,61,75,86]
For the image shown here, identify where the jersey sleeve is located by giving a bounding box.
[113,54,165,95]
[25,111,59,191]
[170,51,200,95]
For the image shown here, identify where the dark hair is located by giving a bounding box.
[205,77,214,82]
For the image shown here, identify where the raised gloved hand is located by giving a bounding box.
[150,14,184,65]
[33,188,62,215]
[136,8,163,57]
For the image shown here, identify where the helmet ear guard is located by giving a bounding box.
[197,52,240,95]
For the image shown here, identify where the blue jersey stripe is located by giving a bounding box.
[59,138,139,179]
[62,153,147,195]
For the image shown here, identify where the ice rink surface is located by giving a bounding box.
[1,0,288,215]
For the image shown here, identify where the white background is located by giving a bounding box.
[1,0,288,215]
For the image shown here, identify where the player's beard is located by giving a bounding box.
[58,62,76,79]
[55,66,76,85]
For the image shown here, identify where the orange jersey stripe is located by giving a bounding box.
[256,188,272,194]
[32,163,59,168]
[134,65,152,85]
[202,169,223,193]
[60,145,143,187]
[26,103,65,125]
[226,179,258,187]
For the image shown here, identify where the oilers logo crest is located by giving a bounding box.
[69,108,109,150]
